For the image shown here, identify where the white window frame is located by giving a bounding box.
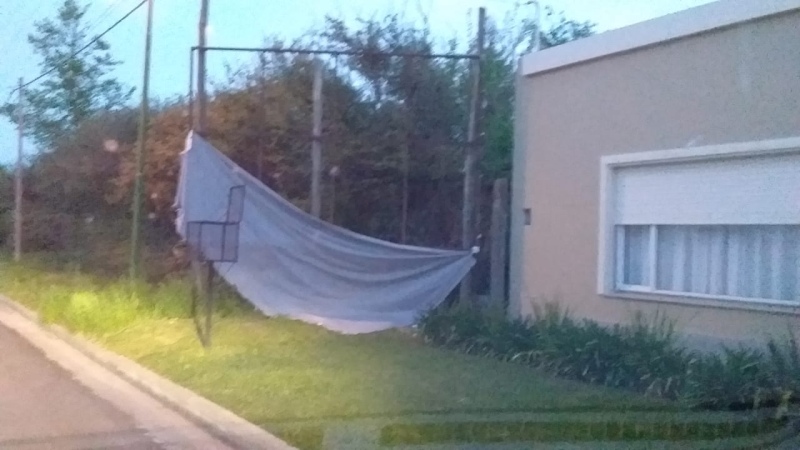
[597,136,800,308]
[614,225,658,293]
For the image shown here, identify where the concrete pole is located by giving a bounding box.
[459,7,486,304]
[195,0,209,134]
[188,48,194,127]
[311,58,323,218]
[14,78,24,262]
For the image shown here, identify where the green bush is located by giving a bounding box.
[420,303,690,398]
[419,303,799,411]
[765,332,800,396]
[684,346,768,410]
[684,334,800,411]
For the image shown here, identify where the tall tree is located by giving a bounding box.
[109,9,594,250]
[3,0,132,148]
[481,7,595,179]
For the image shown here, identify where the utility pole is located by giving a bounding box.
[258,54,267,181]
[14,78,24,262]
[459,7,486,305]
[188,48,195,126]
[130,0,154,280]
[196,0,209,133]
[311,58,323,218]
[401,93,414,244]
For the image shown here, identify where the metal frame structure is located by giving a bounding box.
[187,7,486,304]
[187,185,246,347]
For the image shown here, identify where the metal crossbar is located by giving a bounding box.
[191,45,479,60]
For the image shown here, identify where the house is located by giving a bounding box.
[510,0,800,348]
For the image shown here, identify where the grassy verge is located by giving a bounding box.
[380,418,788,445]
[0,258,689,449]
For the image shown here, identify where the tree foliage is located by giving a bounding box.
[2,0,133,148]
[481,7,594,178]
[15,6,594,278]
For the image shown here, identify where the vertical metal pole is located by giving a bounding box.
[130,0,154,280]
[204,261,214,347]
[196,0,209,134]
[460,7,486,304]
[490,178,509,308]
[311,58,323,218]
[14,78,24,262]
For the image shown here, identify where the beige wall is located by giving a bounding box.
[514,11,800,345]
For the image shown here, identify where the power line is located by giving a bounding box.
[86,0,131,36]
[8,0,148,97]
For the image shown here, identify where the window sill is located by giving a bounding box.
[602,290,800,316]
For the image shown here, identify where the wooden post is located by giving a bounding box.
[401,139,409,243]
[14,78,24,262]
[195,0,209,134]
[329,166,339,224]
[311,58,323,218]
[459,7,486,304]
[490,178,509,308]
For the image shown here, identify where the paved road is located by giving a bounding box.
[0,305,233,450]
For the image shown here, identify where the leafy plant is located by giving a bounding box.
[420,303,800,411]
[765,329,800,397]
[683,346,767,409]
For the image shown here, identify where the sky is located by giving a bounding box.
[0,0,717,163]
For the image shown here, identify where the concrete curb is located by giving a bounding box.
[0,294,296,450]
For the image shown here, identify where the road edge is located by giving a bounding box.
[0,294,296,450]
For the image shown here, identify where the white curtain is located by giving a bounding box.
[621,225,650,286]
[654,225,800,301]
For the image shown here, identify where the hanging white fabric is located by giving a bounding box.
[174,132,475,334]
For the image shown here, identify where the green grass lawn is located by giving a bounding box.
[101,318,667,422]
[0,258,696,448]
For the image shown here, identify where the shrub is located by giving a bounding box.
[419,303,799,411]
[684,346,768,410]
[765,330,800,397]
[420,303,690,398]
[683,333,800,411]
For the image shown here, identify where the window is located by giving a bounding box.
[598,137,800,307]
[616,225,800,303]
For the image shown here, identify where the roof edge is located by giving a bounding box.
[520,0,800,76]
